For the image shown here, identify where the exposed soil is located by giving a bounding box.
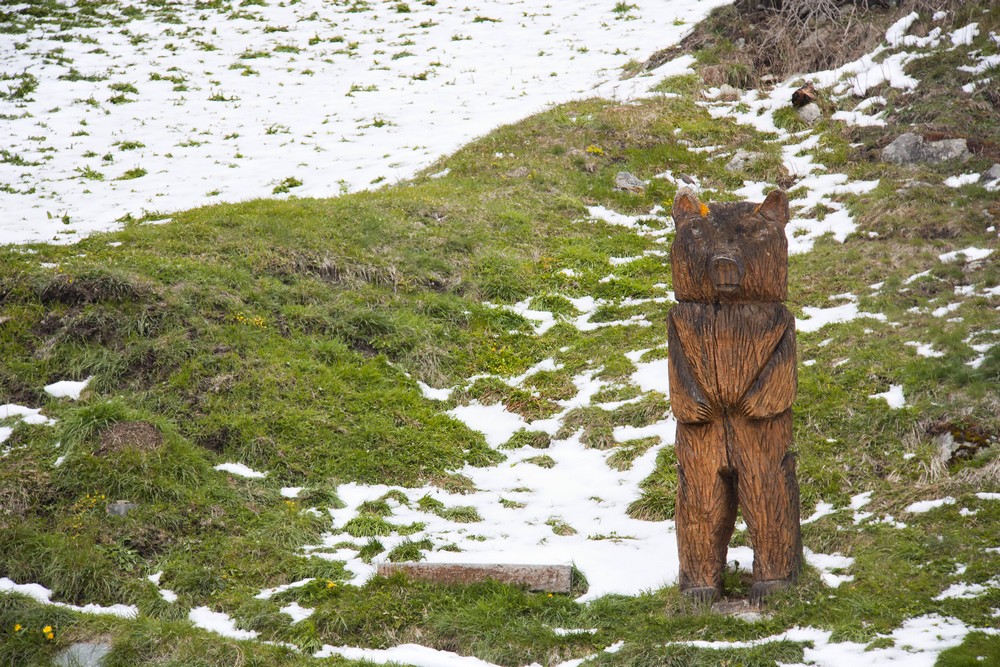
[97,421,164,455]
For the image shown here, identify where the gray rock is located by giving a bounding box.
[725,150,762,173]
[55,642,112,667]
[921,138,970,163]
[718,84,740,100]
[106,500,139,517]
[935,430,995,465]
[797,102,822,125]
[614,171,645,193]
[881,133,924,164]
[981,163,1000,182]
[882,132,971,165]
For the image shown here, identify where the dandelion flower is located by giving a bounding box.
[42,625,52,633]
[46,632,54,640]
[13,624,22,632]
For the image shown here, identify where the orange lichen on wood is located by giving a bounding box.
[668,188,801,605]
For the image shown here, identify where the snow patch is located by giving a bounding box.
[43,377,92,400]
[905,497,956,514]
[0,577,137,618]
[869,385,906,409]
[214,462,268,479]
[188,606,259,640]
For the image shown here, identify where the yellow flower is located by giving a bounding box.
[547,593,553,598]
[13,624,21,632]
[326,580,336,588]
[46,632,54,640]
[42,625,52,633]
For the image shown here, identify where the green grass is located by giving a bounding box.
[1,2,999,665]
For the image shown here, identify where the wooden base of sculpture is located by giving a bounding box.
[668,188,802,605]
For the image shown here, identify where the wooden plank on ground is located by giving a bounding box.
[376,562,573,593]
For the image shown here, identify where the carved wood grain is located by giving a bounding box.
[668,188,801,603]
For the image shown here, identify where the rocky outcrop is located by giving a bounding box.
[882,132,970,165]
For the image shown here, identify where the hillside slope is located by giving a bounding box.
[1,2,998,666]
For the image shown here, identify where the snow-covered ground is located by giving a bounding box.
[2,5,999,665]
[0,0,729,245]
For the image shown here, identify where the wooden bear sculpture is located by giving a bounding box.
[667,187,801,604]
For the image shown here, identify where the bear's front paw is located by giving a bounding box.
[695,401,714,422]
[682,586,719,605]
[749,580,792,605]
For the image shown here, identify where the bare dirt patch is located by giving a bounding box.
[97,421,163,455]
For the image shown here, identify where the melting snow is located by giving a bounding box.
[188,606,259,640]
[213,462,268,478]
[0,0,731,245]
[905,497,956,514]
[796,302,887,334]
[939,247,993,263]
[280,601,315,624]
[0,577,137,618]
[804,548,854,588]
[944,173,981,188]
[934,577,1000,601]
[43,377,93,400]
[664,614,998,667]
[0,404,57,426]
[869,385,906,410]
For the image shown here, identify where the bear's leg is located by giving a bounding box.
[676,420,737,602]
[730,411,801,603]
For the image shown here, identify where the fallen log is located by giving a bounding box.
[376,562,573,593]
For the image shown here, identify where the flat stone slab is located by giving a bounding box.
[54,642,112,667]
[106,501,139,517]
[376,562,572,593]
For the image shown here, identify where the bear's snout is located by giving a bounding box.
[709,255,744,293]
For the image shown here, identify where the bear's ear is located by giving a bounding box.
[757,189,789,226]
[672,188,707,224]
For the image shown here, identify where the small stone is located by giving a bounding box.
[725,150,762,173]
[797,103,822,125]
[55,642,112,667]
[505,166,530,178]
[614,171,645,193]
[981,163,1000,182]
[718,84,740,100]
[106,501,139,517]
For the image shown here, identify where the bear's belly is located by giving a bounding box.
[670,302,791,407]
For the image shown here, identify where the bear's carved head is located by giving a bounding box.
[670,188,790,304]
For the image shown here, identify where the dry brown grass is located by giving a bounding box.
[97,420,164,454]
[639,0,976,87]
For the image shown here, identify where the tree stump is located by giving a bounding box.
[668,188,801,605]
